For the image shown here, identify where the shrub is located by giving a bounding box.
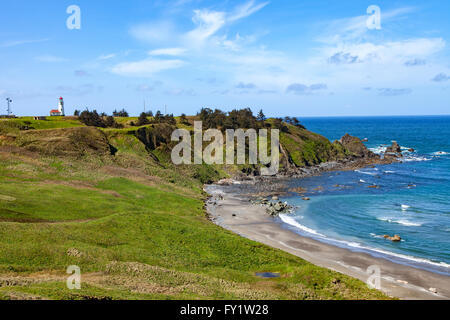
[136,113,150,126]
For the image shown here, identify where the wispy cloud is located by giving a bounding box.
[165,88,196,96]
[185,9,227,45]
[236,82,257,89]
[130,21,176,44]
[136,81,163,92]
[111,58,185,77]
[117,0,270,79]
[328,52,360,64]
[286,83,328,95]
[55,84,102,96]
[228,0,269,22]
[319,7,416,44]
[98,53,117,60]
[148,47,187,56]
[432,73,450,82]
[1,38,49,48]
[185,1,268,46]
[74,70,90,77]
[323,38,445,66]
[404,58,426,66]
[35,55,68,63]
[130,1,268,48]
[378,88,412,96]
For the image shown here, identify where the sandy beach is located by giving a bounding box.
[205,184,450,300]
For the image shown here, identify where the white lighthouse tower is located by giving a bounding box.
[50,97,65,116]
[58,97,65,116]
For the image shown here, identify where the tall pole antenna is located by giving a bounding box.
[6,98,12,116]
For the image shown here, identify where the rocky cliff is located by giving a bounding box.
[0,119,392,182]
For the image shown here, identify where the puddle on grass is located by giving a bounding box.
[255,272,280,278]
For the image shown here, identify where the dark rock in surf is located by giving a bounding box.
[339,134,377,159]
[386,141,402,154]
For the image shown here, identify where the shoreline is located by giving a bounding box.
[205,183,450,300]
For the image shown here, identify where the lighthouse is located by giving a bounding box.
[58,97,65,116]
[50,97,65,116]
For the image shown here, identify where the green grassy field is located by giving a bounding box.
[0,118,391,300]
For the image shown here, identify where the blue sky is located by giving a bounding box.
[1,0,449,117]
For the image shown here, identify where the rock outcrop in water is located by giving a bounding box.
[383,234,402,242]
[386,141,402,155]
[338,133,376,159]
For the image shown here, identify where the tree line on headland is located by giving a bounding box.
[73,107,305,131]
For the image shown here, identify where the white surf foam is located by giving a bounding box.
[401,204,410,211]
[378,217,422,227]
[280,216,450,270]
[402,156,432,162]
[355,170,378,176]
[279,214,325,237]
[369,146,387,154]
[384,170,396,174]
[431,151,449,156]
[319,233,450,269]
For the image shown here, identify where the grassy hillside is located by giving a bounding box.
[0,117,390,300]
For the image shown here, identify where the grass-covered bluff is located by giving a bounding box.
[0,114,390,300]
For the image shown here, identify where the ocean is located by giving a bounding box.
[280,116,450,275]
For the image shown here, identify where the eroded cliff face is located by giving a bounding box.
[0,120,392,180]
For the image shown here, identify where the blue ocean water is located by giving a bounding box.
[280,116,450,275]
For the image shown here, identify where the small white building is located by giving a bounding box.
[50,97,65,116]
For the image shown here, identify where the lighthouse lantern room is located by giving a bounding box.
[50,97,65,116]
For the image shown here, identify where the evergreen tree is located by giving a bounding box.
[113,109,129,117]
[180,113,188,124]
[136,112,150,126]
[155,110,162,122]
[257,109,266,122]
[79,110,106,128]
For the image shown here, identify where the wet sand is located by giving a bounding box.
[205,185,450,300]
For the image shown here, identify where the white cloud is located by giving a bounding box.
[35,55,68,63]
[319,7,416,44]
[323,38,445,65]
[165,88,196,96]
[228,0,269,22]
[1,38,49,48]
[186,9,226,45]
[130,21,176,43]
[111,58,185,77]
[148,48,187,56]
[130,1,269,48]
[98,53,116,60]
[185,1,268,46]
[286,83,328,95]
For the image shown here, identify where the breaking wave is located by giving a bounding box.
[377,217,422,227]
[280,214,449,271]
